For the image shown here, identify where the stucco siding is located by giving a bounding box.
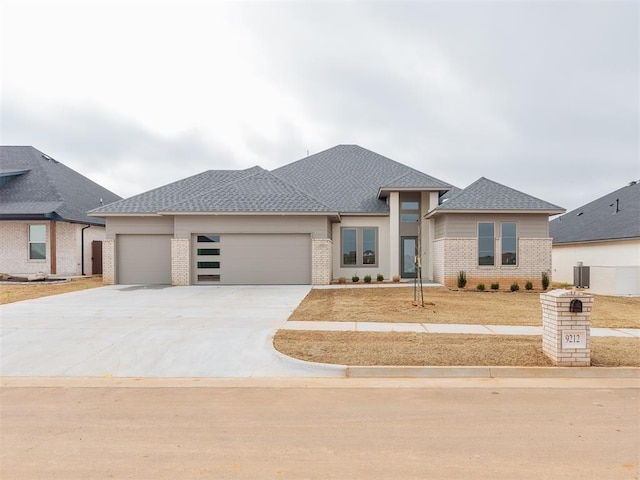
[174,215,329,238]
[106,216,175,237]
[443,214,549,238]
[332,216,390,280]
[552,239,640,285]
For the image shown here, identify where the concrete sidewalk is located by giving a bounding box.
[282,320,640,337]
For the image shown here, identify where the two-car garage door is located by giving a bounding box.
[116,233,311,285]
[194,234,311,285]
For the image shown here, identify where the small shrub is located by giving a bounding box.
[510,282,520,292]
[477,283,485,291]
[491,282,500,290]
[392,275,400,283]
[457,271,467,288]
[363,274,372,283]
[338,277,346,284]
[376,273,384,282]
[541,272,550,290]
[352,274,360,283]
[525,281,533,290]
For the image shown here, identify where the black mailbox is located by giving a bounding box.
[570,299,583,313]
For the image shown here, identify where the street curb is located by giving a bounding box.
[345,366,640,379]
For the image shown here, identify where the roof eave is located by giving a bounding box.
[553,236,640,246]
[378,186,451,198]
[425,208,566,219]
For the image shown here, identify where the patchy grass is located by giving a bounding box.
[274,330,640,367]
[289,287,639,329]
[0,277,104,304]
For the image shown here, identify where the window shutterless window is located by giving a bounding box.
[28,225,46,260]
[341,227,378,267]
[478,223,495,266]
[501,223,517,265]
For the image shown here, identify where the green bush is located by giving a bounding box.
[541,272,550,290]
[491,282,500,290]
[510,282,520,292]
[352,274,360,283]
[363,274,372,283]
[525,281,533,290]
[376,273,384,282]
[477,283,485,291]
[457,271,467,288]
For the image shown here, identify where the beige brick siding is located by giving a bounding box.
[432,239,445,284]
[438,237,552,290]
[171,238,190,286]
[0,220,106,276]
[102,239,115,284]
[312,238,332,285]
[541,291,593,366]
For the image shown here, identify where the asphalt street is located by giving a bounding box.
[1,378,638,479]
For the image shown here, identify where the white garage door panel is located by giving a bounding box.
[219,234,310,285]
[117,235,172,284]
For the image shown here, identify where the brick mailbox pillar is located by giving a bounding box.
[540,289,594,367]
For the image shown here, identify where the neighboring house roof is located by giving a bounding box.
[161,168,337,214]
[273,145,452,214]
[550,181,640,244]
[427,177,564,217]
[0,146,122,225]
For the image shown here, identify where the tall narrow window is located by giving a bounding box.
[28,225,46,260]
[400,201,420,222]
[478,223,495,266]
[342,228,357,266]
[362,228,376,265]
[501,223,517,265]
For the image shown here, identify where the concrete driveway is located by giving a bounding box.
[0,285,343,378]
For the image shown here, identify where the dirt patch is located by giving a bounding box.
[274,330,640,367]
[0,276,104,304]
[289,287,639,329]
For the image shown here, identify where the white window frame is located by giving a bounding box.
[28,224,47,261]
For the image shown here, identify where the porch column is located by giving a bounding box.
[102,239,115,285]
[171,238,191,286]
[312,238,333,285]
[389,192,400,279]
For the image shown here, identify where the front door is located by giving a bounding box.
[401,236,417,278]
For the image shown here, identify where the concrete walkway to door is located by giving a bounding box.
[0,285,343,378]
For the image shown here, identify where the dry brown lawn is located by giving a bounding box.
[274,330,640,367]
[0,277,104,305]
[289,287,640,329]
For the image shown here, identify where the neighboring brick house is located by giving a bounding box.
[550,181,640,295]
[0,146,121,276]
[89,145,564,287]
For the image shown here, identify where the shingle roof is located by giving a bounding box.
[0,146,122,225]
[90,167,262,215]
[161,168,336,213]
[550,181,640,244]
[430,177,564,214]
[273,145,452,213]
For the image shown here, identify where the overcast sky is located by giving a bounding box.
[2,0,638,212]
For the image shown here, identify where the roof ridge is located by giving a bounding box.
[31,147,64,205]
[159,166,268,211]
[269,169,339,212]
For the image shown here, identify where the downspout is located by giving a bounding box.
[81,225,91,275]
